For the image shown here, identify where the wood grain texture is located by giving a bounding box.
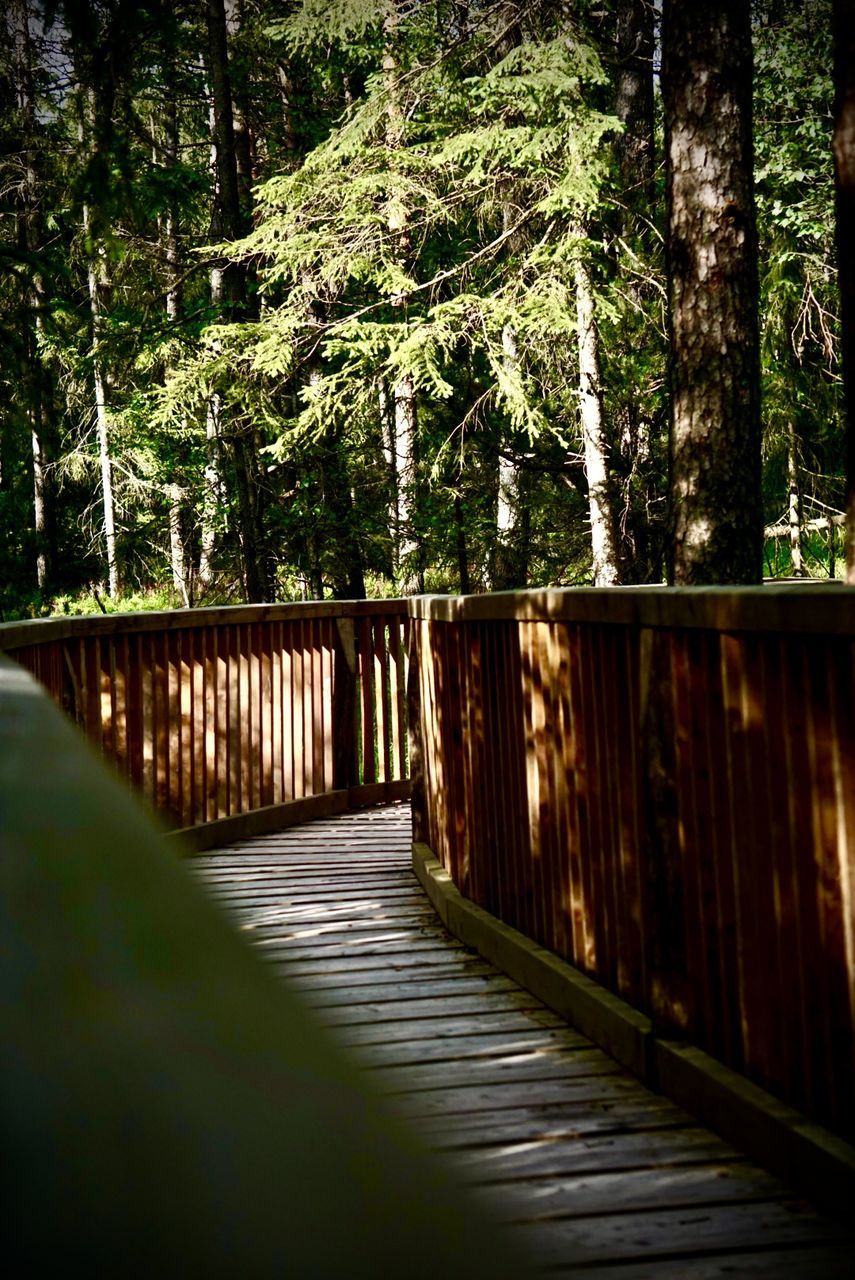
[414,610,855,1141]
[193,804,852,1276]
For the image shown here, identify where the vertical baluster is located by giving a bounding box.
[322,617,334,792]
[179,629,193,828]
[293,620,305,799]
[274,620,284,805]
[389,618,407,781]
[374,617,391,784]
[312,618,324,794]
[167,631,181,826]
[358,616,376,786]
[259,622,273,808]
[282,621,294,803]
[191,628,206,827]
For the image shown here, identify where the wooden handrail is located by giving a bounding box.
[409,585,855,1144]
[410,582,855,633]
[0,601,410,834]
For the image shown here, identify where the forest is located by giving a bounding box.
[0,0,852,616]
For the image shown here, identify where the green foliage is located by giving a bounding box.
[754,0,844,536]
[0,0,846,608]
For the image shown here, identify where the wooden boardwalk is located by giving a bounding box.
[192,805,851,1277]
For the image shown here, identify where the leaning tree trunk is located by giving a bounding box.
[575,251,621,586]
[832,0,855,582]
[663,0,762,585]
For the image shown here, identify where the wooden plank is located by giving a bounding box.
[332,1012,573,1051]
[550,1247,854,1280]
[373,1047,617,1093]
[191,804,850,1277]
[352,1027,590,1069]
[426,1113,734,1160]
[470,1162,788,1218]
[296,974,521,1009]
[506,1200,848,1268]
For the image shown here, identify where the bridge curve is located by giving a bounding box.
[194,803,850,1277]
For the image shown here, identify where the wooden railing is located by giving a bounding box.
[5,586,854,1145]
[0,601,409,838]
[409,586,855,1143]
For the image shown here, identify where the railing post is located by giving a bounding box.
[333,617,359,789]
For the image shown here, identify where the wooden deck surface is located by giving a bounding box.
[192,804,852,1277]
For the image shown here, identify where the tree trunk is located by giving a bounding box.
[832,0,855,582]
[490,321,530,589]
[787,422,804,576]
[160,75,189,607]
[88,254,119,600]
[80,88,119,599]
[612,0,659,583]
[663,0,762,584]
[575,252,621,586]
[206,0,270,602]
[13,0,55,591]
[615,0,655,220]
[393,373,422,592]
[490,5,528,591]
[384,3,423,594]
[197,397,222,592]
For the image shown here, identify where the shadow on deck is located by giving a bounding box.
[194,804,852,1278]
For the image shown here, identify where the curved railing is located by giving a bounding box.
[409,585,855,1144]
[5,585,854,1149]
[0,601,410,844]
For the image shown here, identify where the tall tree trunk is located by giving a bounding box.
[87,235,119,600]
[489,4,528,591]
[613,0,659,582]
[615,0,656,223]
[663,0,762,584]
[378,380,399,577]
[575,252,621,585]
[206,0,270,602]
[79,89,119,599]
[383,2,423,593]
[13,0,55,591]
[832,1,855,582]
[490,320,531,589]
[158,74,190,607]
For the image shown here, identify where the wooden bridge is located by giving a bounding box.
[2,589,855,1274]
